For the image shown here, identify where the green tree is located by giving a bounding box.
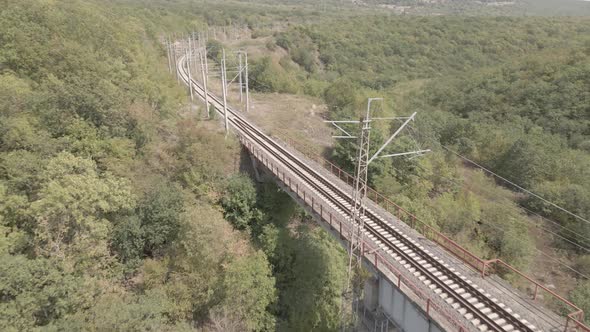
[280,226,346,331]
[49,290,191,332]
[30,152,135,272]
[110,216,144,267]
[0,254,85,331]
[221,175,262,231]
[139,183,184,256]
[248,56,298,93]
[323,79,362,116]
[213,251,277,331]
[479,202,533,268]
[494,136,562,188]
[433,191,480,237]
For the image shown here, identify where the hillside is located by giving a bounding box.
[1,0,589,330]
[244,12,590,318]
[0,1,351,330]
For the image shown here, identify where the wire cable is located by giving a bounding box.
[407,162,590,253]
[407,132,590,248]
[535,249,589,280]
[442,145,590,226]
[481,220,589,280]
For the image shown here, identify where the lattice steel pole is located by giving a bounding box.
[187,37,194,105]
[221,49,229,136]
[238,51,244,103]
[199,49,210,119]
[330,99,428,331]
[341,98,381,331]
[244,51,250,113]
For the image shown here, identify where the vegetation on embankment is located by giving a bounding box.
[244,13,590,318]
[0,0,350,330]
[1,0,589,329]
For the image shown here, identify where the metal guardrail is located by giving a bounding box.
[175,36,589,331]
[274,132,590,332]
[243,138,470,331]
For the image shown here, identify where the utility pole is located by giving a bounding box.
[166,35,172,73]
[172,35,179,83]
[238,51,243,103]
[192,31,198,74]
[199,49,209,118]
[327,99,430,331]
[339,98,381,332]
[244,51,250,113]
[221,49,229,136]
[187,37,194,105]
[225,50,249,113]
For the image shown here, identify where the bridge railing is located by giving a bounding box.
[275,133,486,272]
[242,138,469,332]
[273,132,590,332]
[484,259,589,332]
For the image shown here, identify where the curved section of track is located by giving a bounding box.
[177,55,539,332]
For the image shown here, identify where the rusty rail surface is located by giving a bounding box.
[176,49,588,331]
[275,132,589,332]
[243,138,469,332]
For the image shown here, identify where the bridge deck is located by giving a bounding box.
[175,50,576,332]
[268,135,565,332]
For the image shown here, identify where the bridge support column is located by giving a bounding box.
[249,153,262,183]
[364,274,380,313]
[376,274,444,332]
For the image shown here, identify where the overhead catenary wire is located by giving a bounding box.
[481,219,590,280]
[535,249,589,280]
[407,129,590,248]
[442,145,590,226]
[404,161,590,253]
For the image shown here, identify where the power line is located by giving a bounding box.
[385,123,590,251]
[442,167,590,250]
[441,145,590,226]
[404,162,590,253]
[406,132,590,248]
[482,220,589,280]
[387,162,590,286]
[535,249,589,280]
[516,201,590,247]
[396,162,590,290]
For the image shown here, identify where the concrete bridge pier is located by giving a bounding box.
[364,274,380,313]
[240,143,446,332]
[359,269,445,332]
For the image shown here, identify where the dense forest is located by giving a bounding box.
[249,12,590,319]
[1,0,589,330]
[0,0,350,330]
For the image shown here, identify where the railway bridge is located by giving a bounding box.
[174,46,588,332]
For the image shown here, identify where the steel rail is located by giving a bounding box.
[176,55,536,332]
[231,116,532,332]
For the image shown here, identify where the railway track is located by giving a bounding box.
[177,55,541,332]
